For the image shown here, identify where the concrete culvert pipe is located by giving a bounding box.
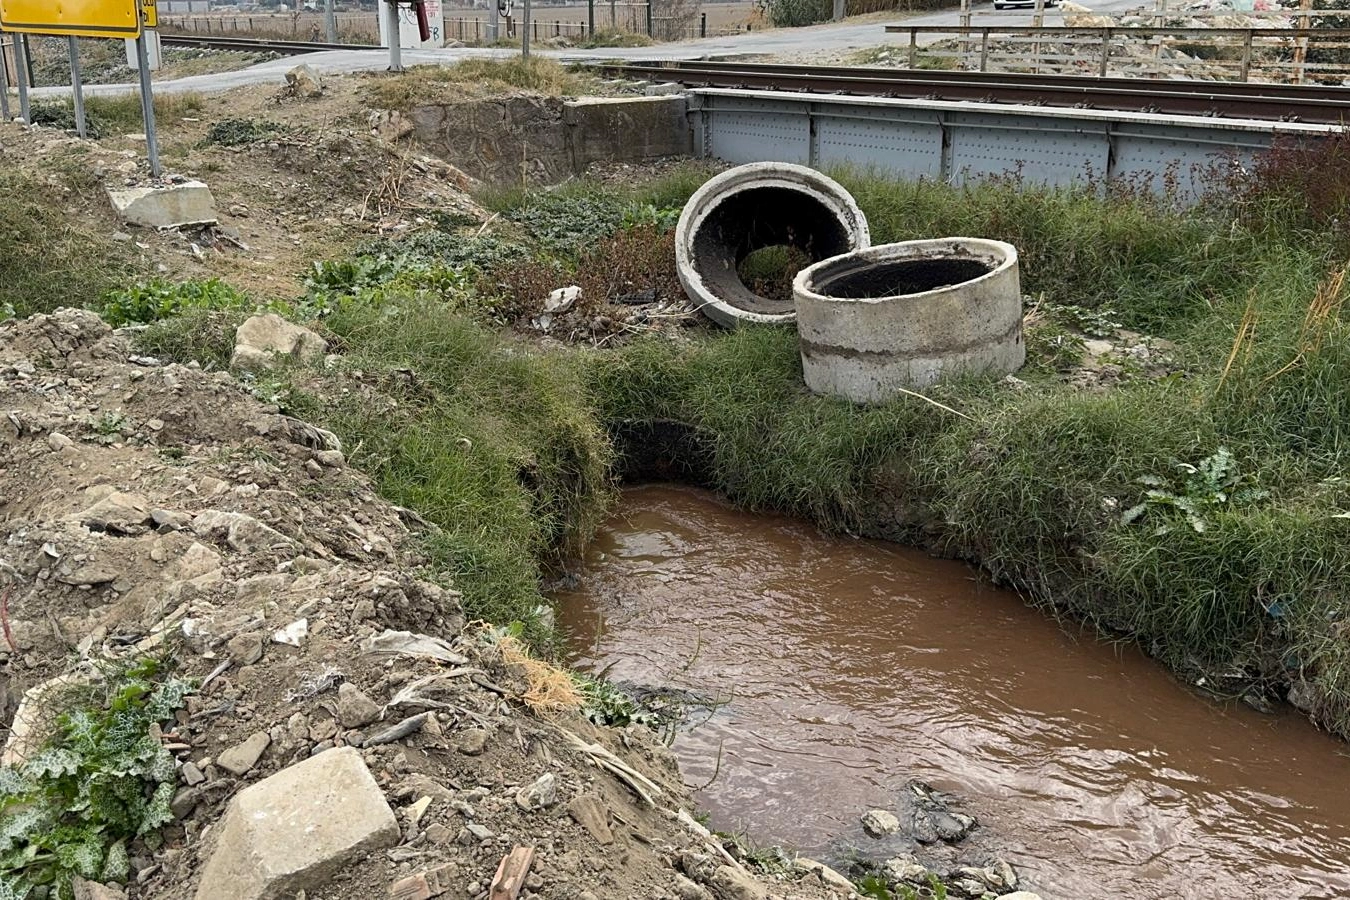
[794,238,1025,403]
[675,163,870,328]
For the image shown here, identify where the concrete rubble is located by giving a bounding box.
[194,748,399,900]
[107,180,219,230]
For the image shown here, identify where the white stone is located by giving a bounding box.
[286,64,323,98]
[231,314,328,371]
[194,747,399,900]
[107,181,218,229]
[861,808,901,837]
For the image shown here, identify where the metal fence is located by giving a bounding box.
[160,6,745,47]
[883,24,1350,84]
[160,12,380,42]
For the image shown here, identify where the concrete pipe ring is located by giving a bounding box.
[675,163,871,328]
[794,238,1025,403]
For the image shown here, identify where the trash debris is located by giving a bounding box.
[273,618,308,647]
[544,285,582,313]
[361,629,469,664]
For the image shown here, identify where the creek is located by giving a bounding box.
[554,485,1350,899]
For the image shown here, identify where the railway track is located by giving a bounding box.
[160,34,376,55]
[596,60,1350,124]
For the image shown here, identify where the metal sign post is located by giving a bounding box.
[12,33,28,122]
[0,40,9,121]
[68,36,87,137]
[134,31,160,176]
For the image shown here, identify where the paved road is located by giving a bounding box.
[28,0,1147,99]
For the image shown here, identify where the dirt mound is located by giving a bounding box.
[0,309,845,899]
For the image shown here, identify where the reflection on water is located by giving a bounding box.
[555,485,1350,900]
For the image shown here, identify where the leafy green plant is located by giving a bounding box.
[574,676,661,728]
[1040,301,1123,338]
[0,658,195,899]
[1,303,14,323]
[1122,447,1269,533]
[100,278,271,328]
[1024,319,1086,372]
[91,412,128,436]
[620,203,682,233]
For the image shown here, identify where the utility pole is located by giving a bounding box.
[325,0,337,42]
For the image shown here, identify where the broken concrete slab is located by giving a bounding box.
[107,181,218,230]
[195,747,399,900]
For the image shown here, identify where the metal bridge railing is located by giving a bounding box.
[881,24,1350,84]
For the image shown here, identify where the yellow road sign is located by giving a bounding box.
[0,0,143,38]
[141,0,157,29]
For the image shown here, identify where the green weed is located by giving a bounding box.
[101,278,271,327]
[1121,447,1269,534]
[0,657,194,900]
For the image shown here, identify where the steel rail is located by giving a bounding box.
[159,34,376,54]
[597,60,1350,123]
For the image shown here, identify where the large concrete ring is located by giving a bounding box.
[794,238,1025,403]
[675,163,871,328]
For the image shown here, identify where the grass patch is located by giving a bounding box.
[302,299,613,645]
[0,171,135,317]
[363,58,588,111]
[83,91,206,132]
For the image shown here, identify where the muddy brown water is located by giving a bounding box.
[555,485,1350,900]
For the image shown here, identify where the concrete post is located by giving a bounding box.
[325,0,338,42]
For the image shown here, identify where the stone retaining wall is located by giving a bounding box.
[410,95,691,185]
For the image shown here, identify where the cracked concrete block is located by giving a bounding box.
[107,181,218,229]
[195,747,399,900]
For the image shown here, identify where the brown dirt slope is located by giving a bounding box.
[0,309,845,900]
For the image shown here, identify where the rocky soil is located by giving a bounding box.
[0,309,857,900]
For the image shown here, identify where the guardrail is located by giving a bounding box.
[882,24,1350,83]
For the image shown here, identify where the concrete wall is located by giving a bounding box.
[410,95,690,185]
